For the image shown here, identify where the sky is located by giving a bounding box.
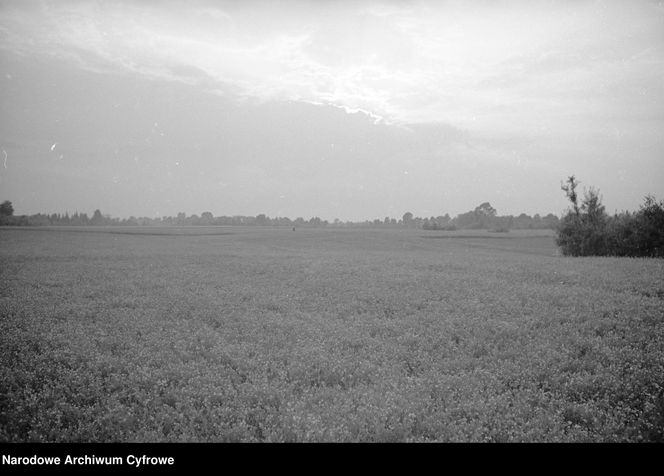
[0,0,663,221]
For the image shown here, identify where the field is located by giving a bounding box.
[1,226,663,442]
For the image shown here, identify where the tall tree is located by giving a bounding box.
[561,175,580,216]
[0,200,13,217]
[91,209,104,225]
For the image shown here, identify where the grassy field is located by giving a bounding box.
[1,226,663,442]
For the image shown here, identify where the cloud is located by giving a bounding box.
[1,0,662,137]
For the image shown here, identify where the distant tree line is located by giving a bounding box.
[396,203,559,231]
[556,176,664,257]
[422,202,559,231]
[0,203,332,228]
[0,199,559,231]
[324,204,558,230]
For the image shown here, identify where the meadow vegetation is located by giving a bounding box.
[1,227,663,441]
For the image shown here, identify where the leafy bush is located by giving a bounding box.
[556,177,664,257]
[604,196,664,257]
[633,195,664,257]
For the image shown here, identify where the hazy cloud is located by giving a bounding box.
[2,0,662,134]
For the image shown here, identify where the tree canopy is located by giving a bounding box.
[0,201,13,217]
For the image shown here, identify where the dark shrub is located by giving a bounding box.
[605,212,639,257]
[556,187,608,256]
[556,177,663,258]
[632,196,664,257]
